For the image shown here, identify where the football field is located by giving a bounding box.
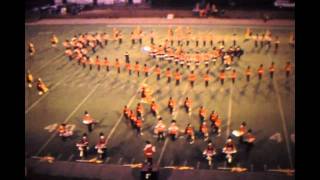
[25,23,295,173]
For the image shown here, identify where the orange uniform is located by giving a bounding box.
[188,73,196,82]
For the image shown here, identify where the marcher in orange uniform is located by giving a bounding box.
[135,61,140,77]
[126,63,132,75]
[155,65,161,80]
[274,36,280,52]
[200,121,209,141]
[130,110,137,128]
[154,117,166,141]
[82,111,95,132]
[185,123,195,144]
[188,70,196,87]
[123,105,130,119]
[95,56,101,71]
[219,70,225,85]
[284,61,292,78]
[104,57,110,72]
[199,106,206,122]
[150,101,158,117]
[51,34,59,48]
[168,97,175,114]
[238,122,247,143]
[204,71,210,87]
[174,69,181,85]
[168,120,179,141]
[166,68,171,83]
[184,97,192,113]
[28,42,36,56]
[230,69,236,84]
[269,62,275,79]
[136,103,144,117]
[209,111,221,136]
[245,66,251,82]
[26,70,33,88]
[115,58,121,74]
[36,78,49,95]
[143,64,149,77]
[135,116,143,135]
[258,64,264,80]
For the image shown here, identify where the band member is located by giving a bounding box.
[82,111,96,132]
[155,65,161,80]
[199,121,209,141]
[219,70,225,85]
[168,97,175,114]
[154,117,166,141]
[115,58,121,74]
[28,42,36,56]
[135,61,140,77]
[289,32,295,47]
[209,111,221,136]
[95,133,107,160]
[269,62,275,79]
[143,64,149,77]
[135,116,143,135]
[126,62,132,75]
[258,64,264,80]
[204,71,210,87]
[166,68,171,83]
[184,97,192,113]
[244,27,252,41]
[26,70,33,88]
[51,34,59,48]
[76,133,89,158]
[174,69,181,86]
[238,121,247,143]
[222,136,237,163]
[188,70,196,87]
[245,66,251,82]
[168,120,179,141]
[136,103,144,117]
[230,69,236,84]
[125,52,130,64]
[123,105,130,119]
[284,61,292,78]
[36,78,49,95]
[150,101,158,117]
[143,141,156,166]
[104,57,110,72]
[243,129,256,152]
[202,140,216,166]
[57,123,73,141]
[199,106,206,122]
[185,123,195,144]
[129,110,137,128]
[95,56,101,71]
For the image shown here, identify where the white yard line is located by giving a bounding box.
[105,66,155,142]
[35,84,100,156]
[226,84,234,137]
[273,78,294,169]
[25,68,81,114]
[156,138,169,166]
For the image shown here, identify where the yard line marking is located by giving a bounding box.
[156,138,169,166]
[57,154,63,160]
[273,78,294,169]
[67,154,74,161]
[35,84,100,156]
[25,68,81,114]
[25,75,70,114]
[226,84,234,137]
[172,83,189,120]
[196,161,200,169]
[33,53,64,74]
[105,67,155,142]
